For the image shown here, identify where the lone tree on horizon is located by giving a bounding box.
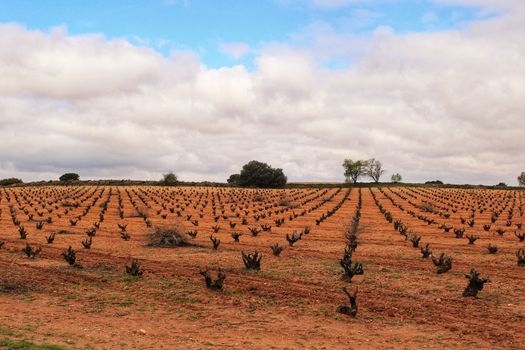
[343,158,385,183]
[518,172,525,187]
[229,160,287,188]
[342,159,366,184]
[162,172,178,186]
[391,173,402,183]
[366,158,385,183]
[59,173,79,182]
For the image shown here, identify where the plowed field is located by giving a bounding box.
[1,186,524,349]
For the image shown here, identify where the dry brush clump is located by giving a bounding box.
[454,228,465,238]
[82,236,92,249]
[46,232,56,244]
[199,269,226,290]
[487,244,498,254]
[409,233,421,248]
[248,226,260,237]
[261,223,272,232]
[271,243,284,256]
[466,234,479,245]
[340,249,363,282]
[231,231,242,242]
[420,243,432,258]
[432,252,452,274]
[86,228,97,237]
[462,269,489,297]
[285,231,302,246]
[22,244,41,259]
[210,235,220,250]
[18,226,27,239]
[148,223,192,247]
[61,246,81,268]
[126,259,144,276]
[517,248,525,266]
[336,287,358,317]
[242,251,262,270]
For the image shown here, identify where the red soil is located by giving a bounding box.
[0,186,524,349]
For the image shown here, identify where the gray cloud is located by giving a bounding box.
[1,1,524,185]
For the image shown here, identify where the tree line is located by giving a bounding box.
[1,164,525,189]
[342,158,401,184]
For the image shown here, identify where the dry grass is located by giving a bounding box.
[148,222,193,247]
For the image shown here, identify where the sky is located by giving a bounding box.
[0,0,524,184]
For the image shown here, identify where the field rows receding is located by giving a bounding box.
[0,186,524,349]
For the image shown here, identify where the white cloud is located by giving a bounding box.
[1,0,525,185]
[218,42,251,60]
[433,0,525,11]
[310,0,375,9]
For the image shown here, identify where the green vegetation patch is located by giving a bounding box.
[0,338,67,350]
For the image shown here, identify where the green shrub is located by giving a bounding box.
[162,172,178,186]
[0,178,23,186]
[59,173,79,181]
[235,160,287,188]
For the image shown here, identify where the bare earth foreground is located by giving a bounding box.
[0,186,524,349]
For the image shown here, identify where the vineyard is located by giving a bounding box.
[0,185,524,349]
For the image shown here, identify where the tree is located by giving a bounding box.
[365,158,385,183]
[236,160,287,188]
[425,180,443,185]
[59,173,79,182]
[342,159,366,184]
[391,173,402,183]
[227,173,240,185]
[0,178,23,186]
[162,172,178,186]
[518,172,525,187]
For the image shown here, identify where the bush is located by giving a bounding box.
[425,180,443,185]
[234,160,287,188]
[0,178,23,186]
[59,173,80,182]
